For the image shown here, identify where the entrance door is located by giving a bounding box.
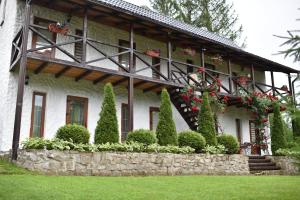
[249,120,261,155]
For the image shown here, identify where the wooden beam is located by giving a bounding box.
[55,66,71,78]
[271,71,275,96]
[113,77,128,86]
[93,74,110,84]
[75,70,92,82]
[34,62,48,74]
[227,59,233,93]
[134,80,147,87]
[128,77,134,132]
[144,84,161,93]
[167,33,172,80]
[251,64,255,91]
[12,1,31,161]
[288,73,293,97]
[82,7,88,65]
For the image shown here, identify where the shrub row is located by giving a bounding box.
[21,138,195,154]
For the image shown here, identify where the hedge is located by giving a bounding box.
[56,124,90,144]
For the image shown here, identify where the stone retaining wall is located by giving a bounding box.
[267,156,300,175]
[16,150,250,176]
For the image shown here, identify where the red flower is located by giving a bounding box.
[197,67,205,73]
[209,92,216,97]
[181,94,190,102]
[261,118,268,123]
[191,106,199,112]
[192,97,203,104]
[187,87,193,94]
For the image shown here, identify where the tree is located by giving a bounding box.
[276,30,300,62]
[197,92,217,145]
[150,0,244,44]
[94,83,119,144]
[271,103,287,154]
[156,89,178,145]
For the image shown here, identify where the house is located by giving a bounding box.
[0,0,298,159]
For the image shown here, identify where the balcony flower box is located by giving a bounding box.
[144,49,160,57]
[48,23,70,35]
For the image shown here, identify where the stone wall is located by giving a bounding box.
[16,150,250,176]
[267,156,300,175]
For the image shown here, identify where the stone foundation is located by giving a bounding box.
[267,156,300,175]
[16,150,250,176]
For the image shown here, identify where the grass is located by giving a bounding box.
[0,160,300,200]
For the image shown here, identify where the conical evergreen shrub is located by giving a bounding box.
[156,89,178,146]
[94,83,119,144]
[197,92,217,145]
[271,103,287,154]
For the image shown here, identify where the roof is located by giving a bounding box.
[89,0,298,73]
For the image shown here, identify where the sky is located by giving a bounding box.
[125,0,300,70]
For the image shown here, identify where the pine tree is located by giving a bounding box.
[156,89,178,146]
[150,0,244,44]
[197,92,217,145]
[94,83,119,144]
[271,103,287,154]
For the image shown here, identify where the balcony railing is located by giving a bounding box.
[10,23,292,99]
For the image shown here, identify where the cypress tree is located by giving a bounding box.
[94,83,119,144]
[156,89,178,146]
[271,103,287,154]
[197,92,217,145]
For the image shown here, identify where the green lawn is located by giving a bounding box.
[0,160,300,200]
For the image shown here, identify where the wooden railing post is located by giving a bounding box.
[270,71,275,96]
[251,64,255,91]
[82,7,88,65]
[227,59,233,93]
[200,48,206,85]
[167,33,172,80]
[128,23,134,132]
[288,73,294,97]
[12,0,31,160]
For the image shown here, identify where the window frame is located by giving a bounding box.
[32,17,57,58]
[149,107,160,131]
[66,95,88,128]
[30,92,46,138]
[121,103,129,142]
[118,39,136,71]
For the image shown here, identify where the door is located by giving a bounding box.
[249,120,261,155]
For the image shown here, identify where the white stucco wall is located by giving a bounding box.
[0,1,270,151]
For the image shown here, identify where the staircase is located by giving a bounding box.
[248,155,281,174]
[169,88,198,131]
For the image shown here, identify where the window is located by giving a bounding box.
[66,96,88,127]
[32,17,57,57]
[152,57,161,79]
[118,39,136,71]
[121,103,129,142]
[74,29,83,61]
[30,92,46,138]
[150,107,160,131]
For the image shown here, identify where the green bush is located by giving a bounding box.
[56,124,90,144]
[197,92,217,145]
[271,103,287,154]
[178,131,206,152]
[217,134,239,154]
[156,89,178,146]
[21,138,195,154]
[292,109,300,138]
[94,83,119,144]
[204,145,226,154]
[126,129,157,145]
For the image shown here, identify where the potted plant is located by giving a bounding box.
[48,22,70,35]
[144,49,160,57]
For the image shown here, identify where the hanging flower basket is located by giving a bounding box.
[144,49,160,57]
[182,47,196,56]
[48,23,70,35]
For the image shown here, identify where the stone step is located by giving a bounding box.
[249,162,276,167]
[250,170,284,175]
[248,155,265,159]
[249,165,281,171]
[248,158,272,163]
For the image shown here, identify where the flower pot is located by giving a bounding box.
[145,49,160,57]
[48,23,70,35]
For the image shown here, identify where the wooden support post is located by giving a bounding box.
[167,33,172,80]
[82,7,88,65]
[251,64,255,91]
[200,48,206,85]
[271,71,275,96]
[12,1,31,160]
[288,73,294,97]
[227,59,233,93]
[128,23,134,132]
